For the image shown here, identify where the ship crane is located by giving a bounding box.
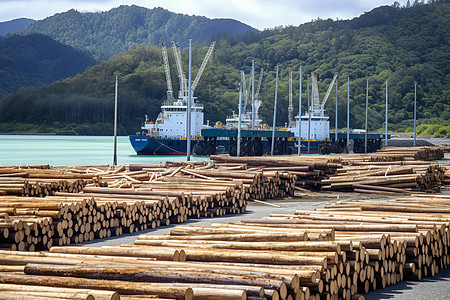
[161,44,174,103]
[310,72,338,117]
[171,41,188,98]
[288,68,294,127]
[320,72,338,111]
[191,42,215,94]
[311,73,320,111]
[254,68,264,123]
[240,70,247,110]
[240,70,252,113]
[170,41,216,99]
[255,68,264,101]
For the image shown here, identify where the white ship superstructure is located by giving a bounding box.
[292,114,329,140]
[142,98,204,139]
[290,71,337,141]
[226,67,264,129]
[225,99,262,129]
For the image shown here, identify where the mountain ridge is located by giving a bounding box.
[0,18,35,36]
[0,33,96,95]
[0,1,448,136]
[21,5,258,61]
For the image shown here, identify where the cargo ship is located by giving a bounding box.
[129,41,214,155]
[130,43,387,156]
[129,97,205,155]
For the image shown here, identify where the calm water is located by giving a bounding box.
[0,135,208,167]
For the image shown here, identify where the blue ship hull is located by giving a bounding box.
[130,135,322,155]
[130,136,191,155]
[129,136,232,155]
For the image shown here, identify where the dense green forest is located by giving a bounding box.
[21,5,258,61]
[0,0,448,136]
[0,34,96,95]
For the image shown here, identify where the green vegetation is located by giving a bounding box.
[21,5,257,61]
[0,33,96,95]
[0,0,448,136]
[0,44,164,134]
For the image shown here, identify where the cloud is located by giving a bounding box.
[0,0,122,21]
[153,0,407,29]
[0,0,407,29]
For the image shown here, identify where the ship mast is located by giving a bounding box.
[288,68,294,127]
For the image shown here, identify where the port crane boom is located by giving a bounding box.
[320,72,338,110]
[311,73,321,111]
[255,68,264,101]
[171,41,188,98]
[191,42,215,93]
[241,70,252,112]
[161,44,174,103]
[310,72,338,117]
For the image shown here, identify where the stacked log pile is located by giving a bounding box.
[322,194,450,282]
[0,169,91,197]
[8,194,447,299]
[211,146,448,193]
[0,161,300,251]
[0,228,339,299]
[445,167,450,186]
[210,155,341,190]
[376,146,445,161]
[1,191,449,299]
[441,144,450,153]
[134,225,338,299]
[0,247,194,299]
[124,194,446,299]
[322,164,445,193]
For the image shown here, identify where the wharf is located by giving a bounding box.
[201,127,294,138]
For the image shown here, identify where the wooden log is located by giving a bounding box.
[0,273,193,300]
[191,288,246,300]
[50,246,183,262]
[83,187,184,198]
[145,283,264,297]
[134,238,341,254]
[0,283,119,300]
[24,263,288,298]
[136,232,308,242]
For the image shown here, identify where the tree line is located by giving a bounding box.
[0,0,448,136]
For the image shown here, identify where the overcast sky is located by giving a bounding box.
[1,0,407,30]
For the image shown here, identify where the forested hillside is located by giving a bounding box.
[21,5,258,61]
[0,18,35,36]
[0,0,448,136]
[0,34,96,95]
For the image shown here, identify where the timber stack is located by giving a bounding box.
[210,147,447,193]
[131,194,448,299]
[321,194,450,283]
[210,155,342,190]
[3,194,447,299]
[375,146,445,161]
[321,164,445,193]
[0,166,92,196]
[0,161,298,251]
[445,168,450,186]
